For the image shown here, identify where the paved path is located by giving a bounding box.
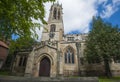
[0,76,99,82]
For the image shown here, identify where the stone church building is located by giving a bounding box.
[12,3,120,77]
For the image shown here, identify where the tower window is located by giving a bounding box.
[19,57,23,66]
[64,47,74,64]
[53,8,57,19]
[67,37,74,41]
[18,56,27,67]
[58,10,60,20]
[23,57,27,66]
[50,24,56,32]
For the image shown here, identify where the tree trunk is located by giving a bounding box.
[103,57,112,78]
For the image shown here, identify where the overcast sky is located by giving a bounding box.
[36,0,120,41]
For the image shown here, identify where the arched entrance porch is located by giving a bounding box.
[33,53,56,77]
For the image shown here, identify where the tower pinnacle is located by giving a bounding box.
[48,2,63,23]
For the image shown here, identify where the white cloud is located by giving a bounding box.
[45,0,98,34]
[31,18,43,41]
[113,0,120,5]
[36,0,120,41]
[101,4,115,18]
[98,0,108,5]
[100,0,120,18]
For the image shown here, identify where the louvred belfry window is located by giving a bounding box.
[53,8,57,19]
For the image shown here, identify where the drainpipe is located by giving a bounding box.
[56,41,59,77]
[75,42,81,76]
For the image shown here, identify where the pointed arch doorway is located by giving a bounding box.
[39,57,51,77]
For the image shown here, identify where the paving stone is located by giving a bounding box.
[0,76,99,82]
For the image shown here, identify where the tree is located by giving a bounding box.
[85,16,120,77]
[9,36,37,54]
[0,0,56,72]
[4,36,37,71]
[0,0,55,42]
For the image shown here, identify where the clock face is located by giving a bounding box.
[49,32,55,38]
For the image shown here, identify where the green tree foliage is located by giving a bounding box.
[9,36,37,54]
[0,0,55,57]
[0,0,55,41]
[0,0,56,71]
[85,16,120,77]
[4,36,37,70]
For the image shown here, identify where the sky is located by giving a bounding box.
[35,0,120,41]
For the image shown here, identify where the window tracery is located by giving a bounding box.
[65,47,74,64]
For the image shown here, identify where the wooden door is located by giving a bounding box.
[39,57,50,76]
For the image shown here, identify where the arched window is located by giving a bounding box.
[64,47,74,64]
[53,8,57,19]
[50,24,56,32]
[19,57,23,66]
[23,57,27,66]
[18,56,27,66]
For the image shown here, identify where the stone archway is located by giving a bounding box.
[39,57,51,76]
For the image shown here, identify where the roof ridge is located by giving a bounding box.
[0,41,9,48]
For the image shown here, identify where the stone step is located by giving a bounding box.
[0,76,98,82]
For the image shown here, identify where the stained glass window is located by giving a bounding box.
[64,47,74,64]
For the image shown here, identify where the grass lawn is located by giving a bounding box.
[0,71,10,76]
[99,77,120,82]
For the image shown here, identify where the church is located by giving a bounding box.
[12,3,120,77]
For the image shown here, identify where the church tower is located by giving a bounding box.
[41,3,64,41]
